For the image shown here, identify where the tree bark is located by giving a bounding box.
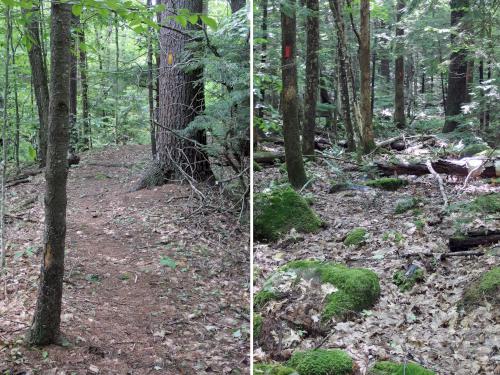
[230,0,246,12]
[359,0,375,153]
[156,0,212,181]
[79,23,91,150]
[23,2,49,168]
[443,0,469,133]
[449,230,500,252]
[302,0,319,157]
[394,0,405,129]
[28,0,72,345]
[69,15,79,147]
[147,0,156,157]
[281,0,307,188]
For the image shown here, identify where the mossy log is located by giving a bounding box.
[253,151,286,165]
[449,230,500,252]
[374,159,497,178]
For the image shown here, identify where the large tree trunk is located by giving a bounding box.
[156,0,211,181]
[79,23,90,150]
[393,0,405,129]
[230,0,246,12]
[281,0,307,189]
[23,2,49,168]
[443,0,469,133]
[302,0,319,157]
[359,0,375,153]
[147,0,156,157]
[28,0,72,345]
[69,15,78,147]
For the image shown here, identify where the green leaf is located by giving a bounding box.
[160,256,177,269]
[200,15,217,30]
[28,145,37,161]
[72,4,82,16]
[174,15,187,28]
[42,351,49,359]
[188,14,199,25]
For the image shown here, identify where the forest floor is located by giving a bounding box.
[253,141,499,375]
[0,145,250,374]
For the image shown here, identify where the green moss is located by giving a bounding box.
[254,314,263,340]
[254,290,278,309]
[395,197,422,214]
[369,361,435,375]
[344,228,367,246]
[393,269,425,292]
[254,187,323,242]
[254,363,298,375]
[365,178,408,191]
[278,261,380,321]
[461,267,500,310]
[287,349,353,375]
[254,160,263,172]
[460,144,490,157]
[470,193,500,214]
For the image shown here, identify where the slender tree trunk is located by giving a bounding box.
[281,0,307,188]
[23,2,49,167]
[394,0,405,129]
[478,59,484,129]
[11,34,21,172]
[114,17,120,144]
[79,23,90,150]
[421,72,425,94]
[230,0,245,12]
[359,0,375,153]
[147,0,156,157]
[69,15,78,146]
[28,0,72,345]
[302,0,319,157]
[466,59,473,102]
[371,39,376,117]
[254,0,269,146]
[443,0,469,133]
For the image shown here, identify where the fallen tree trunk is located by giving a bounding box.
[375,158,497,178]
[254,151,286,165]
[449,230,500,252]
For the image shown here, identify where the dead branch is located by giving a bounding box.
[425,159,448,207]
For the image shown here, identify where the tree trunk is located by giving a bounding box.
[147,0,156,157]
[478,59,485,129]
[302,0,319,157]
[79,23,90,150]
[114,17,120,144]
[443,0,469,133]
[69,15,79,147]
[23,2,49,168]
[11,34,21,172]
[359,0,375,153]
[281,0,307,189]
[156,0,212,181]
[28,0,72,345]
[393,0,405,129]
[230,0,246,12]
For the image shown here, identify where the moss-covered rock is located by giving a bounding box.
[254,289,278,309]
[261,260,380,321]
[368,361,435,375]
[365,178,408,191]
[254,187,323,242]
[461,267,500,311]
[254,314,263,340]
[344,228,367,246]
[395,197,422,214]
[287,349,353,375]
[254,363,298,375]
[460,143,491,157]
[393,267,425,292]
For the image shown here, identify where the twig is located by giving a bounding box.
[425,159,448,208]
[440,251,485,259]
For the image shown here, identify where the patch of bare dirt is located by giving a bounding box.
[1,145,249,374]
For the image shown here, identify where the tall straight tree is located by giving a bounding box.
[78,22,91,149]
[302,0,319,157]
[393,0,405,129]
[69,14,79,146]
[156,0,211,180]
[359,0,375,153]
[28,0,72,345]
[282,0,307,188]
[443,0,469,133]
[147,0,156,157]
[23,1,49,167]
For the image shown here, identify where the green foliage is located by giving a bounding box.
[459,143,491,157]
[160,256,177,269]
[253,363,298,375]
[344,228,367,246]
[469,193,500,214]
[254,186,322,242]
[369,361,435,375]
[461,267,500,311]
[393,269,425,292]
[287,349,353,375]
[253,314,263,340]
[254,290,278,309]
[395,197,422,214]
[365,178,408,191]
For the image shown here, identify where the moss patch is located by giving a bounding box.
[254,187,322,242]
[395,197,422,214]
[344,228,367,246]
[287,349,353,375]
[460,143,491,157]
[365,178,408,191]
[469,193,500,214]
[369,361,435,375]
[461,267,500,311]
[393,268,425,292]
[254,314,263,340]
[254,363,297,375]
[254,160,263,172]
[254,289,278,309]
[274,260,380,321]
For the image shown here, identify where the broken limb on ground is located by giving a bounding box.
[0,145,249,374]
[253,137,499,375]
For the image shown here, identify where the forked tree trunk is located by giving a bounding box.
[302,0,319,157]
[281,0,307,188]
[23,2,49,167]
[28,0,72,345]
[393,0,405,129]
[157,0,212,181]
[443,0,469,133]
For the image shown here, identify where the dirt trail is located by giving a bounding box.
[1,145,249,374]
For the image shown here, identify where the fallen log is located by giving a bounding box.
[449,230,500,252]
[375,158,497,178]
[253,151,285,165]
